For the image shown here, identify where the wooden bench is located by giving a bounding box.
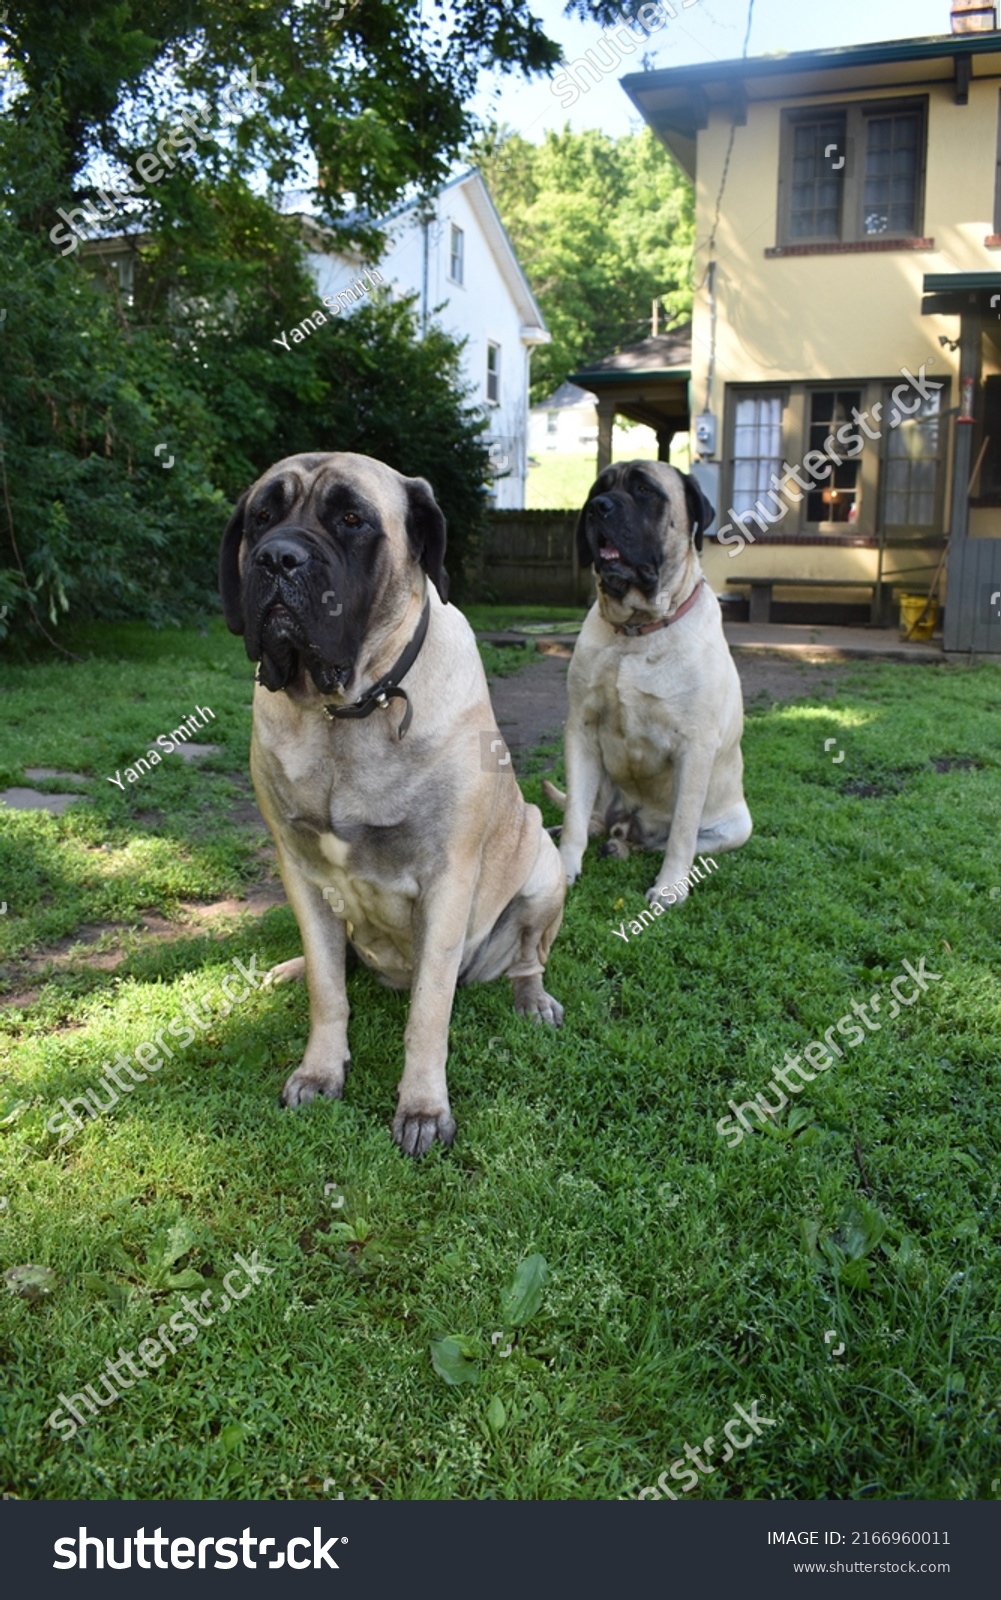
[725,576,881,625]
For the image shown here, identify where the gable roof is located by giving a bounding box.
[383,169,548,344]
[570,323,692,386]
[622,30,1001,178]
[530,381,594,412]
[287,167,548,344]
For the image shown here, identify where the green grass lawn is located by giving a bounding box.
[1,619,1000,1501]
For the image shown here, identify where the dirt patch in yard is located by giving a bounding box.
[734,652,853,712]
[487,646,854,771]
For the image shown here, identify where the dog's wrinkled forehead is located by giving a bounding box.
[246,451,408,532]
[591,460,689,527]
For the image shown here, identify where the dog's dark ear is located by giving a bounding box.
[405,476,449,604]
[682,473,715,554]
[219,491,250,634]
[575,498,594,570]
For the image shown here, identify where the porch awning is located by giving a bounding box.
[922,271,1001,316]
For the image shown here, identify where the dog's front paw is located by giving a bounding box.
[281,1055,350,1108]
[559,846,583,887]
[512,974,564,1026]
[391,1105,456,1158]
[645,879,689,909]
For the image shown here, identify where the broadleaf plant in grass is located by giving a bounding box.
[499,1252,549,1328]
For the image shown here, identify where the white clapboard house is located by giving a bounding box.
[293,168,550,509]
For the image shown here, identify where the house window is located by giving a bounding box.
[723,376,949,539]
[789,116,845,240]
[449,224,464,284]
[805,390,862,523]
[879,385,943,530]
[778,99,926,246]
[486,342,500,404]
[546,412,558,434]
[88,252,135,303]
[863,110,921,237]
[731,393,784,519]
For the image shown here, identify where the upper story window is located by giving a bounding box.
[449,224,464,284]
[778,99,927,246]
[486,341,500,404]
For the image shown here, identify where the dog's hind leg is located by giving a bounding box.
[696,800,753,855]
[263,956,306,986]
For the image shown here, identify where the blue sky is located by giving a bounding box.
[474,0,957,143]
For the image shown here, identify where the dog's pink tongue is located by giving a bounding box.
[600,545,621,560]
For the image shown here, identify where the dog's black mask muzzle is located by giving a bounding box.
[585,494,663,600]
[244,526,354,696]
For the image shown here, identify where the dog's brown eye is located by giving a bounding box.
[342,512,362,527]
[254,508,272,528]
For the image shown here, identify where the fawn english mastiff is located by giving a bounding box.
[545,460,752,905]
[220,452,565,1156]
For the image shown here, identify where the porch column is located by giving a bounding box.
[596,400,615,474]
[656,426,677,462]
[948,310,980,543]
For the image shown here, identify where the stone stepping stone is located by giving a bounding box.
[0,787,86,815]
[24,768,90,786]
[170,743,220,762]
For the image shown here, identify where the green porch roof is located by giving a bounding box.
[924,272,1001,291]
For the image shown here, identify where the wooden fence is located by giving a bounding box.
[472,511,593,606]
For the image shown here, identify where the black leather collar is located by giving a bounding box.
[323,599,430,740]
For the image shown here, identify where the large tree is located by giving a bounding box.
[470,124,694,403]
[0,1,641,637]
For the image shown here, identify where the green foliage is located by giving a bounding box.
[0,123,490,640]
[0,1,602,641]
[0,116,226,635]
[471,124,694,401]
[3,0,564,208]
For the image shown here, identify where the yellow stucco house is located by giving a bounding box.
[576,0,1001,649]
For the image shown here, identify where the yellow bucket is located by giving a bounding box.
[899,593,938,642]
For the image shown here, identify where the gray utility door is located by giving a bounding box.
[944,538,1001,652]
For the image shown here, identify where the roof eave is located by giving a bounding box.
[620,31,1001,96]
[569,368,691,386]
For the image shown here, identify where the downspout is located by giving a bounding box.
[704,258,717,415]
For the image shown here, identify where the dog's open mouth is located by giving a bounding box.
[596,542,638,587]
[594,543,660,601]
